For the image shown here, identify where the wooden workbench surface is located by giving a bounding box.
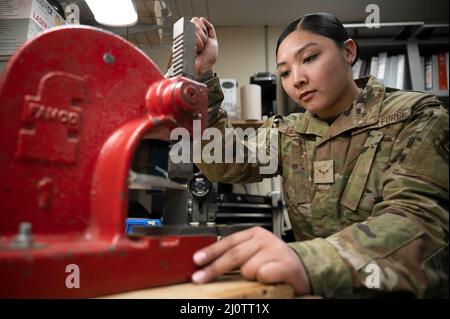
[102,272,295,299]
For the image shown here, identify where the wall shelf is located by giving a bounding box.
[348,22,448,97]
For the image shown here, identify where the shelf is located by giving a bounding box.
[357,38,448,48]
[219,203,272,209]
[333,22,449,95]
[412,23,449,40]
[424,90,449,97]
[346,22,448,65]
[230,119,264,130]
[344,22,448,42]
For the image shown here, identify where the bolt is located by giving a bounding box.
[12,222,33,249]
[103,52,115,65]
[183,86,198,104]
[19,222,32,236]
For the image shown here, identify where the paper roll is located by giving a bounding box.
[240,84,262,120]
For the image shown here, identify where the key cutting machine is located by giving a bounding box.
[0,22,216,298]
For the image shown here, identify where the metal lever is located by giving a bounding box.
[128,170,187,191]
[171,17,196,79]
[167,16,197,181]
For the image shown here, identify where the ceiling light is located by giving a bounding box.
[85,0,138,27]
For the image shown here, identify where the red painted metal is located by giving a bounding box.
[0,26,214,298]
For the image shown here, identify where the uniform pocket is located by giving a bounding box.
[279,130,312,206]
[341,131,384,213]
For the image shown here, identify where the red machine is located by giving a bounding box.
[0,26,215,298]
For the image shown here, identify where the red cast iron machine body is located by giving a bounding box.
[0,26,215,298]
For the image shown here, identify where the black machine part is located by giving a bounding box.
[189,173,212,198]
[129,224,251,237]
[47,0,66,19]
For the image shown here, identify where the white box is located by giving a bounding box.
[219,78,238,118]
[0,0,66,56]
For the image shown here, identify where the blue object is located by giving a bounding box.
[125,218,162,234]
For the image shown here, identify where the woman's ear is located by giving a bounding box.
[343,39,357,65]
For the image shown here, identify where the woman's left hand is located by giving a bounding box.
[191,226,312,295]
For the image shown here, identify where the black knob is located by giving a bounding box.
[189,174,212,198]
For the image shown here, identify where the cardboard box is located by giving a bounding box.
[0,0,66,56]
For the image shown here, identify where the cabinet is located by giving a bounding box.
[345,22,449,104]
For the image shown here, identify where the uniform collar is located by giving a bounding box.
[299,75,385,146]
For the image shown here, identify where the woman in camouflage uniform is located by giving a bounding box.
[189,13,448,298]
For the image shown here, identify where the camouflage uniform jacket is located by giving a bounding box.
[196,75,449,298]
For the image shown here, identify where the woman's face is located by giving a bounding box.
[276,30,354,118]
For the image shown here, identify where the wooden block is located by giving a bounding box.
[101,273,295,299]
[229,120,264,130]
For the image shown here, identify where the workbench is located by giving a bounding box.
[101,272,295,299]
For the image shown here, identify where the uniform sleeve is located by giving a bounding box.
[289,101,449,298]
[196,76,281,183]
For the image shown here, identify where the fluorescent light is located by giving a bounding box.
[85,0,138,27]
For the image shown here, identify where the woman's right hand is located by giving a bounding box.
[190,17,218,78]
